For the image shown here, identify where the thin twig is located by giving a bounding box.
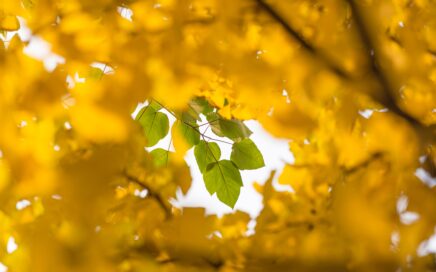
[198,133,232,145]
[165,135,172,167]
[153,100,233,145]
[193,119,219,128]
[98,64,107,80]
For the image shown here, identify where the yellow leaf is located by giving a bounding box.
[0,15,20,31]
[70,103,128,143]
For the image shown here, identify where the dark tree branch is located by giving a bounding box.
[123,172,172,219]
[256,0,433,130]
[345,0,423,126]
[342,152,383,175]
[255,0,348,78]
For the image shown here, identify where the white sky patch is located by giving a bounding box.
[17,17,32,41]
[282,89,291,104]
[358,108,389,119]
[391,231,400,250]
[18,19,65,72]
[0,17,66,71]
[400,212,420,225]
[0,262,7,272]
[273,168,294,193]
[255,50,265,60]
[419,155,427,164]
[0,27,19,46]
[396,195,408,213]
[131,101,148,119]
[117,6,133,21]
[53,144,61,152]
[74,72,86,83]
[134,189,148,198]
[66,75,75,89]
[358,109,373,119]
[415,167,436,188]
[62,73,84,92]
[16,199,31,210]
[397,195,420,225]
[61,93,76,109]
[51,194,62,200]
[18,120,28,128]
[417,228,436,257]
[91,62,114,76]
[207,231,222,239]
[6,237,18,254]
[64,122,72,130]
[245,218,257,236]
[23,36,65,71]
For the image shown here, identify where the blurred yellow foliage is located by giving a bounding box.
[0,0,435,271]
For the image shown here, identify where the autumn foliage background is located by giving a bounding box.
[0,0,436,271]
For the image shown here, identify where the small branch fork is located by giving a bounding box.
[153,100,233,145]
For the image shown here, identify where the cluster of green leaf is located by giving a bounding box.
[135,97,264,207]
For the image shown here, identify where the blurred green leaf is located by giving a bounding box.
[150,148,169,167]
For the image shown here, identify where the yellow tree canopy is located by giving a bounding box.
[0,0,435,271]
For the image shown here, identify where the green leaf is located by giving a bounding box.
[189,97,214,115]
[183,106,201,122]
[136,105,169,147]
[150,148,169,167]
[194,141,221,173]
[203,160,243,208]
[231,138,265,170]
[181,111,198,124]
[207,113,252,141]
[22,0,35,8]
[173,121,200,147]
[219,119,252,141]
[206,112,225,137]
[87,67,104,80]
[148,100,163,111]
